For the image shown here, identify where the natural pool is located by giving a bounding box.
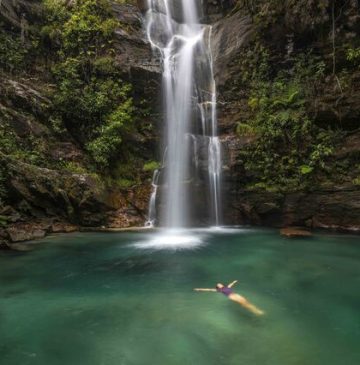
[0,229,359,365]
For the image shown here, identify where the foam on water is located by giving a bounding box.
[132,229,206,250]
[131,227,252,251]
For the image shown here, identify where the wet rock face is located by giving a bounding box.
[0,151,148,247]
[218,127,360,232]
[222,187,360,233]
[112,2,158,73]
[112,1,162,123]
[211,12,254,86]
[137,0,208,23]
[311,73,360,131]
[2,154,106,225]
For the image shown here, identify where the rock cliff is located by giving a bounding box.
[0,0,159,247]
[211,0,360,232]
[0,0,359,249]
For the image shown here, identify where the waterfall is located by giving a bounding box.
[144,0,222,228]
[145,169,160,227]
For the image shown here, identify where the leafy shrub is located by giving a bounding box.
[42,0,135,168]
[116,178,136,189]
[0,165,7,206]
[236,48,335,191]
[87,99,134,167]
[143,161,161,172]
[0,29,27,73]
[60,162,89,174]
[353,177,360,186]
[346,47,360,67]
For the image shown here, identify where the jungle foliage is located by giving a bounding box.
[0,28,27,73]
[0,167,6,206]
[41,0,134,168]
[232,0,360,192]
[236,44,337,191]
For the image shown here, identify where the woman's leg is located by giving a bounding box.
[228,294,264,316]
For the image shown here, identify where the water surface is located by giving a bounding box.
[0,229,359,365]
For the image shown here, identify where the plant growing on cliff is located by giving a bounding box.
[0,28,27,73]
[143,161,161,173]
[239,69,334,190]
[0,166,7,206]
[87,98,134,167]
[346,47,360,67]
[42,0,135,168]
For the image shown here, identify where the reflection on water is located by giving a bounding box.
[0,230,359,365]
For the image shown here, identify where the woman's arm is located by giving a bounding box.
[227,280,238,288]
[193,288,217,292]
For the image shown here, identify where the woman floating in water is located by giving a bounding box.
[194,280,264,316]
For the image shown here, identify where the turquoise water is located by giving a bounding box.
[0,229,359,365]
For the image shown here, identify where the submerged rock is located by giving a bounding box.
[280,227,312,238]
[9,242,36,252]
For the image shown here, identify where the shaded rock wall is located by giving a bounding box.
[210,1,360,232]
[0,1,158,247]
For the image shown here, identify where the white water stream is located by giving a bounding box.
[145,0,221,228]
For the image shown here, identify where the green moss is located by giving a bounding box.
[246,182,282,193]
[236,123,258,137]
[0,215,9,227]
[61,162,89,175]
[353,177,360,186]
[116,178,136,189]
[300,165,314,175]
[0,120,51,168]
[143,161,160,172]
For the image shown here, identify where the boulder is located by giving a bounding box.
[1,78,51,119]
[7,225,46,243]
[51,222,79,233]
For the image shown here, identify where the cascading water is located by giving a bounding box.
[144,0,222,229]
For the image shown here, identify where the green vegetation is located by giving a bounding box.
[0,0,357,205]
[0,163,7,207]
[0,119,48,167]
[346,47,360,67]
[0,0,153,203]
[103,162,142,189]
[41,0,134,169]
[143,161,161,172]
[60,161,89,175]
[353,177,360,186]
[235,41,339,191]
[0,28,27,73]
[230,0,360,192]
